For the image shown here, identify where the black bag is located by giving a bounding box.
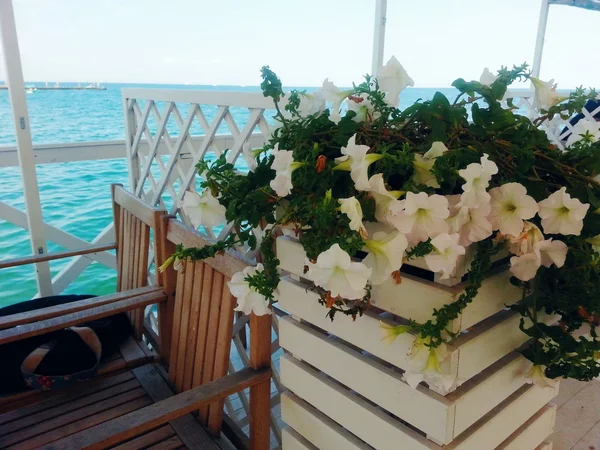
[0,295,132,394]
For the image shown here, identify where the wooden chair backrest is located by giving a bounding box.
[156,217,257,435]
[111,184,164,339]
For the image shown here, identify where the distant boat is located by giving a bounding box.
[25,86,37,94]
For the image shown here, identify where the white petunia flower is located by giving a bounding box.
[297,92,326,117]
[269,146,304,197]
[334,134,383,191]
[228,264,272,316]
[306,243,372,300]
[363,231,409,285]
[317,78,351,124]
[347,94,379,122]
[403,336,455,393]
[364,174,403,224]
[180,189,227,230]
[523,363,559,389]
[509,237,568,281]
[508,222,545,256]
[509,251,541,281]
[424,233,466,279]
[530,77,568,111]
[376,56,415,107]
[565,119,600,147]
[380,322,411,345]
[537,238,568,268]
[339,197,366,236]
[388,192,450,243]
[242,142,262,172]
[413,141,448,188]
[479,67,498,87]
[489,183,539,237]
[451,202,493,246]
[458,154,499,207]
[538,187,590,236]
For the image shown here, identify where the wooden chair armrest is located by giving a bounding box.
[44,366,271,450]
[0,288,166,345]
[0,286,159,330]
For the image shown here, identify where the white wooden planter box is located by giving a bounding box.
[277,236,558,449]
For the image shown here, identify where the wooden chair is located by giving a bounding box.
[0,216,273,449]
[0,184,166,410]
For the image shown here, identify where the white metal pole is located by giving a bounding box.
[0,0,53,296]
[531,0,550,78]
[371,0,387,77]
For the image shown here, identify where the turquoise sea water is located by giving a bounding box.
[0,83,459,306]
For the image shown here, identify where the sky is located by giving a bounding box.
[0,0,599,88]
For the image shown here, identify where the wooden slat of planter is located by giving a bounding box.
[278,277,549,388]
[280,354,442,450]
[282,393,371,450]
[280,316,545,443]
[447,351,532,437]
[445,385,557,450]
[282,355,557,450]
[276,237,523,332]
[279,316,453,443]
[496,404,556,450]
[282,427,318,450]
[452,309,558,382]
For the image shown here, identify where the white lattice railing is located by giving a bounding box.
[504,89,600,149]
[122,88,285,447]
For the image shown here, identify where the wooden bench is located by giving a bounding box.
[0,185,164,408]
[0,207,273,449]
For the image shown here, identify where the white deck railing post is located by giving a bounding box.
[0,0,53,297]
[532,0,550,78]
[371,0,387,77]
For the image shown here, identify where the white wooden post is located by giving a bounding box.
[0,0,53,296]
[122,96,139,192]
[371,0,387,77]
[531,0,550,78]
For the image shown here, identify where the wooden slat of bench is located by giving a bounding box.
[133,364,220,450]
[114,186,157,228]
[0,289,166,345]
[0,388,148,448]
[0,286,157,330]
[97,357,128,375]
[0,371,136,425]
[146,435,185,450]
[0,379,141,436]
[46,366,270,450]
[166,220,251,279]
[21,396,154,450]
[111,425,176,450]
[120,335,149,365]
